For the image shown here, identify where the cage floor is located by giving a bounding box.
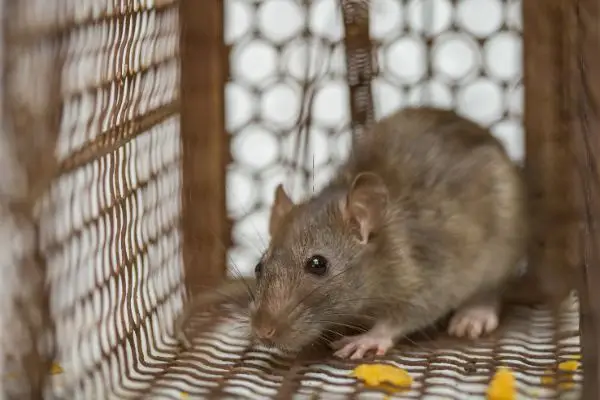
[138,297,582,400]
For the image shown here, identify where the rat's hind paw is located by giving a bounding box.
[331,332,394,360]
[448,303,499,339]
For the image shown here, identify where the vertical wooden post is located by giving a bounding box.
[1,0,62,396]
[525,0,600,397]
[180,0,228,294]
[564,0,600,397]
[523,0,578,305]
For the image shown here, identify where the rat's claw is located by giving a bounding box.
[331,333,393,359]
[333,342,358,359]
[448,304,499,339]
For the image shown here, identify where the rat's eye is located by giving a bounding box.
[255,261,263,278]
[305,255,328,276]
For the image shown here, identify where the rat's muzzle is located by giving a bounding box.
[250,307,281,345]
[253,323,276,341]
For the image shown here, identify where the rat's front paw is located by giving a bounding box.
[448,304,499,339]
[331,332,394,360]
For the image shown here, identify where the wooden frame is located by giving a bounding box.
[1,0,63,396]
[565,0,600,397]
[524,0,599,397]
[180,0,229,295]
[523,0,578,305]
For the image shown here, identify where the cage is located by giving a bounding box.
[0,0,596,399]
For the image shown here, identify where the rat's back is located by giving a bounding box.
[339,107,510,195]
[333,106,527,341]
[338,107,522,231]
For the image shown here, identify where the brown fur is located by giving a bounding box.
[247,107,527,353]
[176,107,528,353]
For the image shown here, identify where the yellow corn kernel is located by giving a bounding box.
[558,360,579,372]
[49,362,64,375]
[487,367,516,400]
[541,359,580,391]
[352,363,413,388]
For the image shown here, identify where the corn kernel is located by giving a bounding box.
[487,367,516,400]
[50,362,64,375]
[352,363,412,388]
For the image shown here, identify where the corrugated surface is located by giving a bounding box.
[148,297,581,399]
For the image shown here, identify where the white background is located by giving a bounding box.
[225,0,523,276]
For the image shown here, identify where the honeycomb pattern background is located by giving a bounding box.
[225,0,523,276]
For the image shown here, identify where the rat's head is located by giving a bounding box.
[249,172,389,352]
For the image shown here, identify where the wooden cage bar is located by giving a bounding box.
[565,0,600,397]
[180,0,229,295]
[523,0,578,306]
[524,0,600,398]
[1,0,63,396]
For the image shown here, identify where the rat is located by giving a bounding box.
[177,106,527,360]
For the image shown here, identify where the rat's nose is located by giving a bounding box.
[254,325,277,341]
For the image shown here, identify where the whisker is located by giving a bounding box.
[315,312,377,320]
[315,336,337,348]
[286,262,361,317]
[321,327,345,338]
[212,289,251,310]
[224,254,255,302]
[245,221,269,253]
[199,226,256,302]
[315,318,435,352]
[315,320,369,333]
[228,268,256,302]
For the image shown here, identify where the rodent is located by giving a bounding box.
[177,107,527,359]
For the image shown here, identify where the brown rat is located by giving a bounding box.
[178,107,527,359]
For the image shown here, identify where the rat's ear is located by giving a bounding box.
[342,172,389,244]
[269,184,294,236]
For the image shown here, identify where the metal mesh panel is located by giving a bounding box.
[10,1,185,397]
[130,297,582,399]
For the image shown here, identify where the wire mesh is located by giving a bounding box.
[0,0,585,398]
[2,0,185,397]
[137,297,582,399]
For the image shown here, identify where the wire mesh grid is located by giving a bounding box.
[0,0,185,397]
[140,298,582,399]
[45,1,185,397]
[0,0,585,398]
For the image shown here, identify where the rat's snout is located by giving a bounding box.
[251,309,280,341]
[250,302,287,345]
[254,323,276,341]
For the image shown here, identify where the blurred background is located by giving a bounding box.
[225,0,523,276]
